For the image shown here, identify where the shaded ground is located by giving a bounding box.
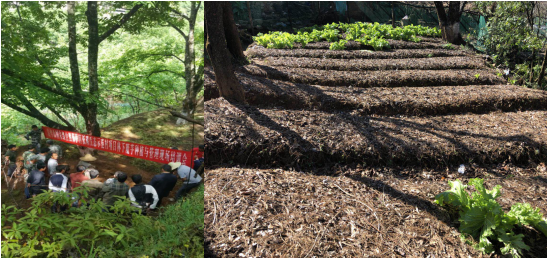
[2,109,204,212]
[205,31,547,257]
[205,165,547,258]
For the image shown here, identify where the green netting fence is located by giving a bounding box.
[232,1,546,51]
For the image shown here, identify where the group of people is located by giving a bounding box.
[3,125,204,214]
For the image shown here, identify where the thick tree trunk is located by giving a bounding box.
[206,2,246,103]
[434,1,465,44]
[85,1,101,137]
[67,1,83,101]
[221,2,246,61]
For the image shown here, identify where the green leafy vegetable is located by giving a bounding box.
[435,178,546,257]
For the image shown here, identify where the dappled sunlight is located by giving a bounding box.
[121,126,140,140]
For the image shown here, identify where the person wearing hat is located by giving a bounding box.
[149,164,178,206]
[78,154,97,168]
[169,162,203,201]
[24,125,42,154]
[46,140,63,159]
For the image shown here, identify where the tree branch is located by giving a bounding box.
[170,6,190,20]
[169,111,204,126]
[2,69,77,102]
[109,89,170,109]
[98,4,143,43]
[168,21,188,40]
[43,103,75,129]
[147,69,184,78]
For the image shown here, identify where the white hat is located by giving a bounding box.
[79,154,97,162]
[168,162,182,170]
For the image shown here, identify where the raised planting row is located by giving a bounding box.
[251,56,486,71]
[302,39,458,50]
[205,166,547,258]
[253,22,441,50]
[204,70,547,116]
[246,46,468,59]
[205,98,546,169]
[240,65,505,88]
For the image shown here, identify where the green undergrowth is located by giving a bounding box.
[435,178,546,257]
[253,22,441,51]
[1,185,204,258]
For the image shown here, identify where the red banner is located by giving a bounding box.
[42,126,196,166]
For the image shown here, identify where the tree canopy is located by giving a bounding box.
[1,1,204,137]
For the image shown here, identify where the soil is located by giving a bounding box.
[246,45,468,59]
[251,56,486,71]
[205,33,547,257]
[239,65,504,88]
[205,165,547,258]
[205,69,546,116]
[205,98,546,169]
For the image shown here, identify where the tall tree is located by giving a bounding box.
[166,1,204,124]
[434,1,466,44]
[2,1,145,137]
[205,2,246,103]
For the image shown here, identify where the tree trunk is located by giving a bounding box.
[177,1,201,125]
[538,52,547,87]
[206,2,246,103]
[434,1,465,44]
[67,1,83,101]
[85,1,101,137]
[221,2,246,61]
[246,2,254,35]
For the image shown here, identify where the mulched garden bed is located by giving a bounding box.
[204,70,547,116]
[302,39,456,50]
[204,164,547,258]
[251,56,487,71]
[205,98,546,169]
[245,45,469,59]
[240,65,505,88]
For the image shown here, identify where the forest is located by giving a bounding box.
[2,1,204,257]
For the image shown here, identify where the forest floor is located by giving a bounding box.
[1,108,204,214]
[204,36,547,257]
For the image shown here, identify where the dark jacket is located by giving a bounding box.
[27,169,46,186]
[149,173,177,198]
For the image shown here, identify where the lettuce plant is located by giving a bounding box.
[435,178,546,257]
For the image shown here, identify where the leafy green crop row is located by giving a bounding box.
[253,22,441,51]
[435,178,546,257]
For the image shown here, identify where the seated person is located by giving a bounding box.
[98,171,129,208]
[129,174,159,214]
[81,169,103,202]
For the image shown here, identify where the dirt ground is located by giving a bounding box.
[205,27,547,257]
[205,164,547,258]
